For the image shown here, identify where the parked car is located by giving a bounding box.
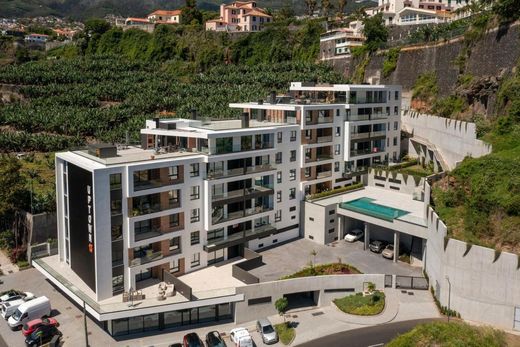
[1,293,36,319]
[369,240,387,253]
[206,331,226,347]
[22,318,59,337]
[183,332,204,347]
[256,318,278,345]
[8,296,51,330]
[24,325,61,347]
[344,229,364,242]
[0,290,33,303]
[229,327,253,347]
[169,344,183,347]
[382,245,395,259]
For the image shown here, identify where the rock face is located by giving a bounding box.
[456,74,503,115]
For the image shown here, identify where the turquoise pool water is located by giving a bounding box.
[339,197,409,222]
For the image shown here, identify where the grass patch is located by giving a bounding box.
[382,48,400,78]
[274,323,295,345]
[280,263,361,280]
[386,321,505,347]
[334,292,385,316]
[16,260,30,270]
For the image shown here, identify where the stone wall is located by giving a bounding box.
[402,110,492,169]
[425,204,520,330]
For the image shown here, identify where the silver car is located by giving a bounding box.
[256,318,278,345]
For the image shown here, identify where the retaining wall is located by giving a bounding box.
[425,206,520,330]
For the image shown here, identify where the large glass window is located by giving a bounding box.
[190,163,199,177]
[128,316,143,334]
[216,137,233,154]
[169,213,180,227]
[164,311,182,328]
[218,303,232,319]
[143,314,159,331]
[207,249,224,265]
[168,166,179,180]
[199,306,217,323]
[110,173,122,190]
[111,318,128,336]
[111,199,122,216]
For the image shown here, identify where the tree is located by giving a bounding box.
[321,0,334,17]
[84,18,111,36]
[362,13,388,52]
[181,0,203,25]
[337,0,347,18]
[305,0,318,16]
[0,155,27,229]
[274,297,289,322]
[492,0,520,21]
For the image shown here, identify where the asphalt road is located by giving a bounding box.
[296,318,441,347]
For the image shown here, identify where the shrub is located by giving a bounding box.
[412,72,438,102]
[9,246,27,263]
[0,230,15,250]
[305,183,363,200]
[382,48,400,78]
[432,96,466,118]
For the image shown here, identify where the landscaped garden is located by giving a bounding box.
[280,263,361,280]
[333,290,385,316]
[274,322,296,345]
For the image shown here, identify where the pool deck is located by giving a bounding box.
[312,186,427,226]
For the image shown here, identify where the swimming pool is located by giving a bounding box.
[339,197,410,222]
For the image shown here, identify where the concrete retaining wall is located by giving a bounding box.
[402,111,491,169]
[234,274,385,323]
[425,205,520,330]
[368,168,425,198]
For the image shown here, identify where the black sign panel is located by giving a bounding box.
[68,163,96,292]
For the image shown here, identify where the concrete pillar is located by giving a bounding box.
[337,216,343,241]
[394,231,400,263]
[364,223,370,250]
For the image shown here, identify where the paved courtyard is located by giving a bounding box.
[250,238,423,282]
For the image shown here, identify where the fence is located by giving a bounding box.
[232,248,263,285]
[395,275,429,290]
[27,241,58,262]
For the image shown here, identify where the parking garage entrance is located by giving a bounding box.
[283,291,319,310]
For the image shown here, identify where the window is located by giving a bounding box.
[394,106,398,115]
[309,217,314,221]
[290,206,296,212]
[290,131,297,141]
[290,169,296,181]
[111,199,122,216]
[329,209,335,215]
[393,137,398,146]
[277,171,282,184]
[110,174,122,190]
[289,188,296,200]
[275,152,282,164]
[328,228,335,233]
[169,190,180,207]
[169,237,180,253]
[387,137,390,147]
[275,210,282,222]
[290,150,296,162]
[168,166,179,180]
[190,163,199,177]
[395,91,399,100]
[191,252,200,267]
[170,259,179,274]
[191,208,200,223]
[207,249,224,265]
[207,228,224,242]
[112,225,123,241]
[190,231,200,245]
[190,186,200,200]
[169,213,180,227]
[394,121,398,131]
[304,167,311,177]
[335,144,341,155]
[304,129,311,139]
[277,191,282,203]
[248,297,271,305]
[277,132,282,143]
[334,162,340,172]
[336,127,341,137]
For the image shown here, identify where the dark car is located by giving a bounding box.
[369,240,387,253]
[25,325,62,347]
[169,344,183,347]
[206,331,226,347]
[183,332,204,347]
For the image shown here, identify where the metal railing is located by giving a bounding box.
[130,250,164,267]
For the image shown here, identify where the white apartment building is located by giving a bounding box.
[34,82,401,337]
[319,21,365,60]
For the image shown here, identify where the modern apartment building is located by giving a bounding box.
[34,82,400,336]
[319,21,365,60]
[205,1,272,32]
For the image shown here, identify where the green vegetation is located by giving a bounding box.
[382,48,400,78]
[281,263,361,279]
[386,321,506,347]
[274,323,295,345]
[362,14,388,52]
[412,72,438,104]
[431,95,467,119]
[305,183,363,200]
[333,291,385,316]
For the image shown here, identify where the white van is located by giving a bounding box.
[8,296,51,330]
[0,293,35,319]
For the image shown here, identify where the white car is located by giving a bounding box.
[230,327,253,347]
[0,293,35,319]
[344,229,364,242]
[0,290,33,303]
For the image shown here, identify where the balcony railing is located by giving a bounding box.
[130,250,163,267]
[371,130,386,137]
[212,186,274,202]
[131,199,180,217]
[306,117,333,125]
[346,113,389,122]
[350,148,383,157]
[206,164,275,180]
[350,132,370,140]
[317,135,333,143]
[212,205,273,225]
[305,154,334,163]
[134,225,182,242]
[204,224,276,252]
[317,170,332,179]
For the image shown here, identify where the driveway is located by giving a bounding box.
[250,238,423,282]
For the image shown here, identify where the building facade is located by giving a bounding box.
[206,1,272,32]
[319,21,365,60]
[147,10,182,24]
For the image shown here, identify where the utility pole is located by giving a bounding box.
[83,301,89,346]
[445,275,451,323]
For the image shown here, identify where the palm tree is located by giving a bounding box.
[321,0,334,17]
[306,0,318,16]
[338,0,348,18]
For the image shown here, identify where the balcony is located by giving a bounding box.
[206,164,275,180]
[130,250,164,267]
[212,205,273,225]
[346,113,389,122]
[371,130,386,137]
[212,186,274,203]
[129,191,181,217]
[317,170,332,179]
[350,148,383,157]
[306,117,333,125]
[350,132,370,140]
[204,224,276,252]
[305,154,334,163]
[317,135,333,143]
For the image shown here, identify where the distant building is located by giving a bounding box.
[366,0,468,26]
[206,1,272,32]
[53,28,76,40]
[148,10,182,24]
[319,21,365,61]
[24,33,49,44]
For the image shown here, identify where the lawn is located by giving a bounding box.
[280,263,361,280]
[274,323,296,345]
[386,321,506,347]
[333,292,385,316]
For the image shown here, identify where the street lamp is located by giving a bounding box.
[445,275,451,322]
